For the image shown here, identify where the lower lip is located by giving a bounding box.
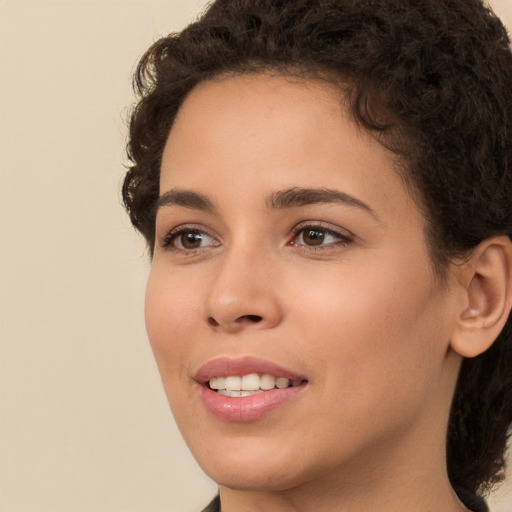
[199,384,306,422]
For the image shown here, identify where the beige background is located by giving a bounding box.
[1,1,511,510]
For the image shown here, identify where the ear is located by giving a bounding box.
[450,236,512,358]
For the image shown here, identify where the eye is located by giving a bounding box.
[290,224,352,248]
[163,227,219,251]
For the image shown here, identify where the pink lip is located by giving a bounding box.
[195,356,308,422]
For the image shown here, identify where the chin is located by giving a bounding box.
[193,441,308,492]
[206,465,305,493]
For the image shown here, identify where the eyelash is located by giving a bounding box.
[160,222,353,253]
[289,223,353,250]
[161,224,218,253]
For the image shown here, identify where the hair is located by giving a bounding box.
[122,0,512,497]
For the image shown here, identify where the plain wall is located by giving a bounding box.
[1,1,511,510]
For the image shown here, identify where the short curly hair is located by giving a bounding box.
[123,0,512,496]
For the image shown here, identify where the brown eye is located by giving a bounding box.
[166,229,218,251]
[179,231,204,249]
[291,224,352,249]
[301,229,325,246]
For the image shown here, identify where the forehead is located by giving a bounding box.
[160,74,418,224]
[164,74,352,169]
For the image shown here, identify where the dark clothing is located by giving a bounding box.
[201,495,220,512]
[200,488,489,511]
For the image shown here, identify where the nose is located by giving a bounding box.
[203,244,283,334]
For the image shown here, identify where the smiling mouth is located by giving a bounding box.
[208,373,306,397]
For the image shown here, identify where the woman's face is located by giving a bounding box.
[146,74,462,492]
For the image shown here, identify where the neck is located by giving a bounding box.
[218,444,469,512]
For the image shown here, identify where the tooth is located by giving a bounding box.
[209,377,226,390]
[225,376,241,391]
[260,374,276,390]
[241,373,260,390]
[275,377,290,389]
[291,380,302,387]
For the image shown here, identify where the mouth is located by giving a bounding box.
[209,373,306,397]
[196,357,308,421]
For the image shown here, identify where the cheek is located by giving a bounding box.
[144,268,199,380]
[291,258,448,414]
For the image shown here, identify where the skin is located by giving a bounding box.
[145,74,472,511]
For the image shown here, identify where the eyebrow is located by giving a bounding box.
[156,189,215,212]
[156,186,376,218]
[267,187,376,217]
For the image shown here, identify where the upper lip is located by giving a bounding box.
[195,356,307,384]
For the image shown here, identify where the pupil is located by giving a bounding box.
[304,229,324,246]
[182,231,202,249]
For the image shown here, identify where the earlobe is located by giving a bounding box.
[450,236,512,358]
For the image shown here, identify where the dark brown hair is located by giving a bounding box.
[123,0,512,496]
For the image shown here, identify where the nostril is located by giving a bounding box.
[242,315,263,323]
[208,317,219,327]
[207,314,263,328]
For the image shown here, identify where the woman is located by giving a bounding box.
[122,1,512,510]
